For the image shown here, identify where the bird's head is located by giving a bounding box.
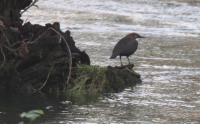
[129,33,145,39]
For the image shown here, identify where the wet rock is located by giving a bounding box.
[105,64,141,92]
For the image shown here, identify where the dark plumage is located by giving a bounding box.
[110,33,145,66]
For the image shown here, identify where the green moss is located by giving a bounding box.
[68,63,141,94]
[69,63,108,93]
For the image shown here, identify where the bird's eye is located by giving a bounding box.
[135,35,137,38]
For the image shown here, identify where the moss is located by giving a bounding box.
[69,63,108,93]
[69,63,141,94]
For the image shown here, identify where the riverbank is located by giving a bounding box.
[0,22,141,93]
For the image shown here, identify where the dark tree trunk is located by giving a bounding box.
[0,0,32,27]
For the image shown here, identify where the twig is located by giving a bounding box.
[38,64,54,91]
[24,18,28,24]
[59,36,62,43]
[0,46,6,70]
[20,0,39,15]
[1,30,10,45]
[47,27,72,85]
[9,34,33,48]
[2,27,72,85]
[31,28,72,85]
[3,45,14,52]
[9,40,21,47]
[30,27,72,85]
[5,28,51,52]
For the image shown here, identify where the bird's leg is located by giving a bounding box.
[127,56,131,65]
[120,55,123,66]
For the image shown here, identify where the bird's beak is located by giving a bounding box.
[139,36,145,38]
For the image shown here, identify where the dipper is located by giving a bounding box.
[110,33,145,66]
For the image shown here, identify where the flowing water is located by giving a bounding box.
[1,0,200,123]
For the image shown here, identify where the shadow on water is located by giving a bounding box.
[0,90,102,124]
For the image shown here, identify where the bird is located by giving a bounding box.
[110,33,145,66]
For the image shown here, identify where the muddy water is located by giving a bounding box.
[3,0,200,123]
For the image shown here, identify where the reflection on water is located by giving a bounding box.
[1,0,200,123]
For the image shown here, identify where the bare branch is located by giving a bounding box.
[1,27,72,85]
[45,27,72,85]
[59,36,62,43]
[1,30,10,45]
[20,0,39,15]
[29,27,72,85]
[0,46,6,70]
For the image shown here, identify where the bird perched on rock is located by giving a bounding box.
[110,33,145,66]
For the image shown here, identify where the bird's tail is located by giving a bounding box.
[110,53,118,59]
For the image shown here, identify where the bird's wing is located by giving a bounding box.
[110,37,128,58]
[112,36,131,53]
[113,36,138,55]
[125,39,138,54]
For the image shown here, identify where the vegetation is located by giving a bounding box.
[68,63,108,93]
[19,110,44,124]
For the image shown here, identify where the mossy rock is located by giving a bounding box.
[69,64,141,93]
[104,69,126,92]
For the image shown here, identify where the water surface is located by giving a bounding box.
[2,0,200,123]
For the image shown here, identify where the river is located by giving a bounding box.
[1,0,200,123]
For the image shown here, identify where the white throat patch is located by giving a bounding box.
[136,38,139,41]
